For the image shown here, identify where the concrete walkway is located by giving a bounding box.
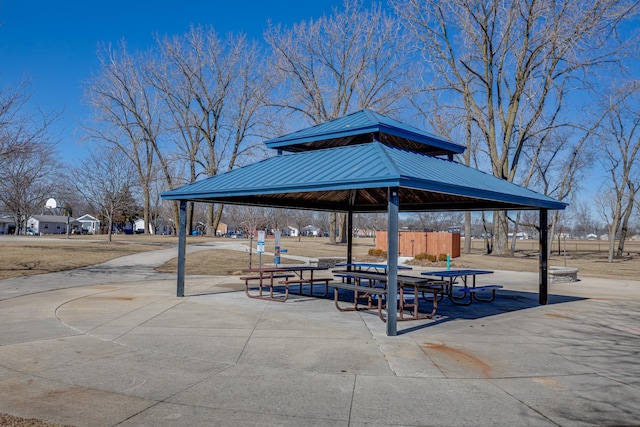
[1,244,639,426]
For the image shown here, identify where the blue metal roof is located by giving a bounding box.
[264,109,465,156]
[162,142,567,212]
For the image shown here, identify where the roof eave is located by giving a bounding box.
[399,178,568,211]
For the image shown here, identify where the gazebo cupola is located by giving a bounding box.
[264,109,465,159]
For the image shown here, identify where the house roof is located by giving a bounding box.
[264,109,465,156]
[30,215,76,224]
[161,142,566,212]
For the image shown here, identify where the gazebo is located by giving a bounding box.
[161,109,567,336]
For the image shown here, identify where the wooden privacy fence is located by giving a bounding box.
[376,231,461,258]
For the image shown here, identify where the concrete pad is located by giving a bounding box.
[2,245,640,426]
[0,335,231,401]
[0,370,155,426]
[118,401,349,427]
[168,364,355,423]
[349,376,555,426]
[237,335,394,375]
[493,374,640,426]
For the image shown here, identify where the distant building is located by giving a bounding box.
[76,214,100,234]
[133,218,174,235]
[27,215,81,235]
[285,226,299,237]
[354,228,376,238]
[0,216,16,235]
[216,222,227,236]
[303,225,320,236]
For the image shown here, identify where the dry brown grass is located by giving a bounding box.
[1,235,639,281]
[411,239,640,280]
[0,236,169,280]
[157,249,252,276]
[0,413,70,427]
[155,237,376,275]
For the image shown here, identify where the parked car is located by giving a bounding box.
[26,228,39,236]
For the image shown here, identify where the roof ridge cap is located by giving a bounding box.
[373,142,402,177]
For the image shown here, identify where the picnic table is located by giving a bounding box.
[331,269,446,321]
[335,263,412,274]
[241,266,331,302]
[421,269,502,305]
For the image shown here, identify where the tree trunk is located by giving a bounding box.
[213,204,224,237]
[143,188,151,236]
[510,212,521,256]
[482,212,493,254]
[187,201,194,236]
[338,212,347,244]
[493,211,509,255]
[463,212,471,254]
[107,217,113,242]
[329,212,336,244]
[617,189,635,257]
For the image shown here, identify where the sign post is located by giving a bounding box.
[274,230,281,267]
[257,230,265,268]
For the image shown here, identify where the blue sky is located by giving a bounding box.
[0,1,622,212]
[0,0,345,160]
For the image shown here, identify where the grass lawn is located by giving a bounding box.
[1,234,639,280]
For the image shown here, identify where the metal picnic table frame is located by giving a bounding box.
[240,266,331,302]
[421,269,502,306]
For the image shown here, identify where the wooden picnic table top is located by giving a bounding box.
[333,270,440,286]
[243,265,329,273]
[334,263,412,271]
[332,269,388,281]
[422,269,493,277]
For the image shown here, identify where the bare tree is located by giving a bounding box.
[264,0,415,244]
[393,0,640,254]
[288,209,314,241]
[72,146,136,241]
[84,41,161,234]
[596,82,640,261]
[0,80,61,233]
[146,27,273,236]
[571,200,596,239]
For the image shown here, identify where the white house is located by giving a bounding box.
[303,225,321,237]
[285,226,299,237]
[76,214,100,234]
[28,215,81,235]
[133,218,173,235]
[0,216,16,235]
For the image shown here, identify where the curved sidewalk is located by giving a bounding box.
[1,246,639,426]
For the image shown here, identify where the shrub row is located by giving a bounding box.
[368,248,387,258]
[414,253,449,262]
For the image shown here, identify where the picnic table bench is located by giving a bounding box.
[277,277,332,297]
[453,285,503,305]
[330,281,388,322]
[332,270,448,321]
[240,273,296,302]
[241,266,331,302]
[421,269,502,306]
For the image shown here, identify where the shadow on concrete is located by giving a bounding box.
[396,289,585,334]
[197,283,586,334]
